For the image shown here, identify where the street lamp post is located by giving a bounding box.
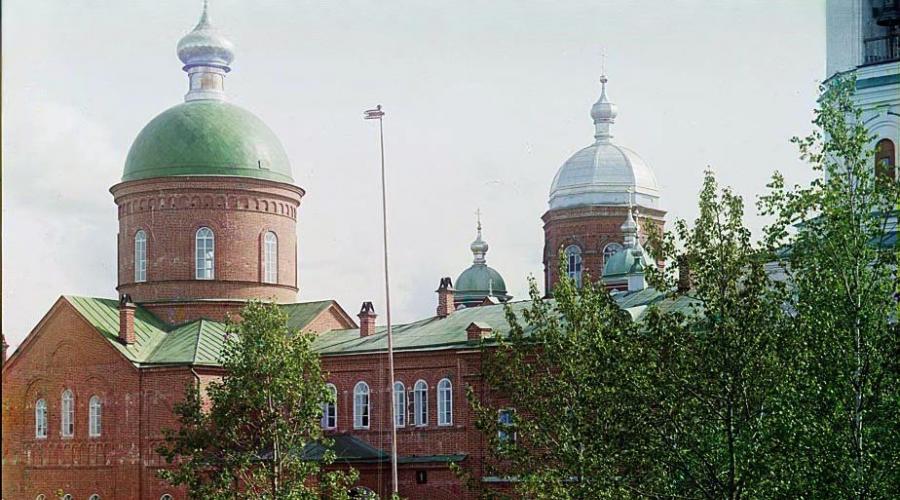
[364,104,399,494]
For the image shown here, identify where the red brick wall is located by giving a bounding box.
[111,177,304,320]
[542,205,665,293]
[1,298,215,500]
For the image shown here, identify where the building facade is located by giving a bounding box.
[826,0,899,180]
[2,4,667,499]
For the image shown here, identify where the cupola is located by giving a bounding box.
[454,214,512,308]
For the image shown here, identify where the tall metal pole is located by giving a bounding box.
[364,105,399,493]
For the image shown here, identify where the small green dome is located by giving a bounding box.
[123,100,293,183]
[602,245,652,279]
[455,264,511,306]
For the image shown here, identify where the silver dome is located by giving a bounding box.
[177,0,235,70]
[549,76,660,211]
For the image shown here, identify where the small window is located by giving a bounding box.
[161,495,174,500]
[134,230,147,282]
[89,395,102,437]
[263,231,278,283]
[61,389,74,437]
[89,495,101,500]
[35,399,48,438]
[437,378,453,426]
[35,494,46,500]
[565,245,583,287]
[321,384,337,430]
[875,138,896,181]
[413,380,428,427]
[353,382,370,429]
[195,227,215,280]
[62,495,72,500]
[602,242,623,269]
[498,409,516,444]
[393,381,406,428]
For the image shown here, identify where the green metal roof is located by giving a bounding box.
[66,290,693,366]
[66,297,338,367]
[123,100,293,183]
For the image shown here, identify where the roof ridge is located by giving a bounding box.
[192,319,204,363]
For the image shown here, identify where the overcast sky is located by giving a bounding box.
[2,1,824,349]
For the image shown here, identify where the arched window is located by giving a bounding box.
[61,389,74,437]
[35,399,48,438]
[134,230,147,282]
[195,227,215,279]
[89,395,102,437]
[353,382,370,429]
[321,384,337,430]
[602,242,623,269]
[413,380,428,427]
[564,245,583,287]
[35,495,46,500]
[875,138,896,181]
[89,495,101,500]
[393,381,406,428]
[161,495,173,500]
[62,495,72,500]
[437,378,453,426]
[263,231,278,283]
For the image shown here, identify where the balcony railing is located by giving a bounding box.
[863,33,900,65]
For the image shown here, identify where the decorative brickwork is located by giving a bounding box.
[542,204,665,293]
[111,176,304,323]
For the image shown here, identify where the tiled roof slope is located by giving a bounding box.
[65,297,342,367]
[67,291,697,366]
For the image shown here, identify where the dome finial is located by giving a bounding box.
[621,189,638,248]
[470,209,489,265]
[591,74,618,143]
[177,0,235,102]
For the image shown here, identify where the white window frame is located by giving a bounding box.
[263,231,278,283]
[353,381,370,429]
[321,383,337,430]
[89,395,102,437]
[61,389,74,437]
[134,230,147,282]
[565,245,583,287]
[437,378,453,426]
[35,398,48,439]
[89,495,101,500]
[413,380,428,427]
[160,495,173,500]
[195,227,215,280]
[498,408,516,444]
[36,495,46,500]
[62,495,72,500]
[393,381,406,428]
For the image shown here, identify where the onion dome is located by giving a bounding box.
[121,2,293,183]
[603,204,652,284]
[177,0,235,72]
[455,216,512,307]
[549,75,660,211]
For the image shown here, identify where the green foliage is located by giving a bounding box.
[759,74,900,498]
[466,271,644,499]
[639,171,796,498]
[157,300,358,499]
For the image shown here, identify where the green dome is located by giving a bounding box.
[455,264,511,306]
[123,100,293,183]
[602,245,652,280]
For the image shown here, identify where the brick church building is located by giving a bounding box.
[1,4,667,499]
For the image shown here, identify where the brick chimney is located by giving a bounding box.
[436,277,455,318]
[466,322,492,342]
[677,255,692,293]
[118,294,136,345]
[358,302,377,337]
